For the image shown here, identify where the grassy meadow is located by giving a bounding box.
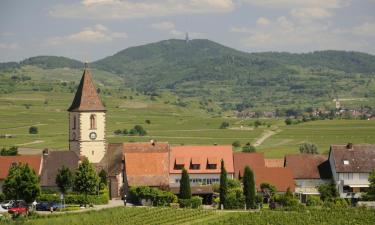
[1,90,375,158]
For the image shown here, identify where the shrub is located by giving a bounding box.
[129,186,177,206]
[323,198,348,208]
[219,121,229,129]
[178,196,202,208]
[299,142,319,154]
[232,141,241,148]
[0,192,5,202]
[114,129,122,135]
[242,143,256,153]
[0,146,18,156]
[225,188,245,209]
[285,118,292,125]
[306,195,323,206]
[29,126,38,134]
[37,188,109,205]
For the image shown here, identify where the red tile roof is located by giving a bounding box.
[123,142,170,186]
[68,68,106,112]
[233,152,265,178]
[0,155,42,179]
[170,145,234,174]
[253,167,295,192]
[285,154,331,179]
[330,144,375,173]
[264,158,284,168]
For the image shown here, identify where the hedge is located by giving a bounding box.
[37,188,109,205]
[129,186,177,206]
[178,196,202,209]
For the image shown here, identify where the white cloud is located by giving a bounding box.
[46,24,127,46]
[290,7,332,20]
[151,21,175,30]
[50,0,235,20]
[353,22,375,37]
[241,0,350,9]
[256,17,270,26]
[0,42,19,50]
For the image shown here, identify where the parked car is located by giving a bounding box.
[8,202,29,214]
[1,200,15,209]
[36,201,65,211]
[0,205,8,214]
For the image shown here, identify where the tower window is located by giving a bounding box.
[92,150,94,155]
[90,114,97,130]
[73,115,76,129]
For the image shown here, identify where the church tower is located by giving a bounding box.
[68,64,106,163]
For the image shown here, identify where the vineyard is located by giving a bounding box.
[1,207,375,225]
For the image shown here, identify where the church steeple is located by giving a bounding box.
[68,65,106,112]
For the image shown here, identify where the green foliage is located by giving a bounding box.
[73,159,99,204]
[145,119,151,124]
[232,141,241,148]
[178,196,202,208]
[133,125,147,136]
[0,192,5,202]
[128,186,177,206]
[242,143,256,153]
[323,198,348,208]
[243,166,256,209]
[364,170,375,200]
[21,56,82,69]
[285,118,293,125]
[227,179,241,189]
[299,142,319,154]
[318,182,339,201]
[3,163,40,203]
[98,169,108,188]
[29,126,38,134]
[179,168,191,199]
[219,159,228,208]
[0,146,18,156]
[260,182,276,198]
[55,165,74,194]
[225,188,245,209]
[219,121,229,129]
[306,195,323,206]
[37,188,109,205]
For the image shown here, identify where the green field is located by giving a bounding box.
[1,90,375,158]
[1,207,374,225]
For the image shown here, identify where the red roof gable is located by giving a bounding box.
[285,154,331,179]
[0,155,42,179]
[68,68,106,112]
[170,145,234,174]
[233,152,265,178]
[253,167,295,192]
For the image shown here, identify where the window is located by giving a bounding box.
[190,163,200,170]
[92,150,94,155]
[90,114,96,130]
[73,115,76,129]
[174,163,184,170]
[343,185,352,193]
[343,160,349,165]
[206,163,217,169]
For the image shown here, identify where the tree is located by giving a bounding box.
[73,159,99,206]
[98,168,108,189]
[55,165,74,194]
[232,141,241,148]
[299,142,319,154]
[219,121,229,129]
[0,146,18,156]
[114,129,122,135]
[243,166,256,209]
[285,118,292,125]
[318,181,339,201]
[219,159,228,209]
[145,119,151,124]
[29,126,38,134]
[365,170,375,200]
[3,163,40,203]
[242,143,256,153]
[260,183,276,202]
[179,168,191,199]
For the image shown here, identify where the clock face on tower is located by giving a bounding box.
[89,132,97,140]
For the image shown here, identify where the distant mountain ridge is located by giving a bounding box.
[1,39,375,108]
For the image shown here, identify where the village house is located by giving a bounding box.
[329,144,375,199]
[284,154,332,202]
[0,155,43,192]
[233,152,295,193]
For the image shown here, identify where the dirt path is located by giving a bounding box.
[16,140,44,146]
[253,129,279,147]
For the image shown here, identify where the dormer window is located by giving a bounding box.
[207,157,218,169]
[190,157,201,170]
[174,157,185,170]
[343,160,349,165]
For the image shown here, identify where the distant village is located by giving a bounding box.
[1,67,375,211]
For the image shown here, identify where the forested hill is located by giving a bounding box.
[1,39,375,109]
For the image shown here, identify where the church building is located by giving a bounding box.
[67,65,107,163]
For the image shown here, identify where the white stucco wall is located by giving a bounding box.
[69,112,106,163]
[169,173,233,187]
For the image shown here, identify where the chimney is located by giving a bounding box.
[42,148,49,156]
[346,143,353,149]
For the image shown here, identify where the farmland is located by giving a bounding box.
[1,207,374,225]
[1,90,375,158]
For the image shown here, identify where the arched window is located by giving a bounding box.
[90,114,96,130]
[73,115,76,129]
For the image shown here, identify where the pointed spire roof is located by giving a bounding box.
[68,67,106,112]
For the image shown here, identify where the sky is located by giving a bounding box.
[0,0,375,62]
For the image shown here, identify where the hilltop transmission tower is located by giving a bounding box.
[185,32,190,43]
